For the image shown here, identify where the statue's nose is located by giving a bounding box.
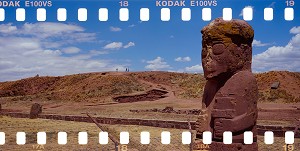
[205,50,213,65]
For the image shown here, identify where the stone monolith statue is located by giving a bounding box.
[194,18,258,151]
[30,103,42,119]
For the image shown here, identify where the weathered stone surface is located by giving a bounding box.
[195,18,258,151]
[271,81,280,89]
[29,103,42,119]
[129,107,201,115]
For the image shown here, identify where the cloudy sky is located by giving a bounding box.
[0,0,299,81]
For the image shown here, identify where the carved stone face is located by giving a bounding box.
[202,42,243,79]
[201,18,254,79]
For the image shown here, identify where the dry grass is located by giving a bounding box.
[257,120,294,126]
[1,116,299,151]
[0,116,105,150]
[176,74,206,99]
[257,136,300,151]
[255,71,300,103]
[0,116,189,151]
[258,89,298,103]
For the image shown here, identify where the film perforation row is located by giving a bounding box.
[0,131,295,145]
[0,8,295,22]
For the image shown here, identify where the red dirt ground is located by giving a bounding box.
[0,71,299,125]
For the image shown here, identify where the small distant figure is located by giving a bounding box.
[125,68,128,72]
[116,68,118,72]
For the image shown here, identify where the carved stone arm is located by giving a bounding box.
[213,112,256,137]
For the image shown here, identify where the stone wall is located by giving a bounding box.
[1,111,298,137]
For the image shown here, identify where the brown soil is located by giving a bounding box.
[0,71,299,125]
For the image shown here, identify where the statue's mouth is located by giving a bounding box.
[204,66,215,73]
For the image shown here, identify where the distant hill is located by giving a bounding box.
[255,71,300,103]
[0,71,299,103]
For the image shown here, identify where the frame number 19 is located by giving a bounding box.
[283,144,294,151]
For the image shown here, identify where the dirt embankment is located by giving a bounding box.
[0,71,299,103]
[0,73,146,103]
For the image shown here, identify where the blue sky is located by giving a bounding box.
[0,0,299,81]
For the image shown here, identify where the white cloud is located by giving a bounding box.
[62,47,81,54]
[129,24,136,28]
[110,26,122,32]
[103,42,123,49]
[290,27,300,34]
[0,23,96,48]
[123,42,135,48]
[252,39,270,47]
[89,50,109,55]
[175,57,191,62]
[239,6,254,17]
[0,22,85,38]
[290,34,300,47]
[64,32,96,43]
[103,42,135,49]
[21,22,86,38]
[185,64,203,73]
[145,57,171,71]
[0,23,128,81]
[0,23,17,34]
[0,60,15,70]
[252,26,300,72]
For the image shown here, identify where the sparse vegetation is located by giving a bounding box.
[0,71,299,104]
[255,71,300,103]
[0,116,298,151]
[176,74,206,99]
[0,116,189,151]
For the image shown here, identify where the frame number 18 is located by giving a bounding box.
[283,144,294,151]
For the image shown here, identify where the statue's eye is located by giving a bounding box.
[212,44,225,55]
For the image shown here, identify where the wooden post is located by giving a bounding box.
[86,113,120,151]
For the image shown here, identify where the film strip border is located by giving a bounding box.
[0,131,296,145]
[0,7,295,22]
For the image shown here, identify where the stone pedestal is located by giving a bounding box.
[193,140,258,151]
